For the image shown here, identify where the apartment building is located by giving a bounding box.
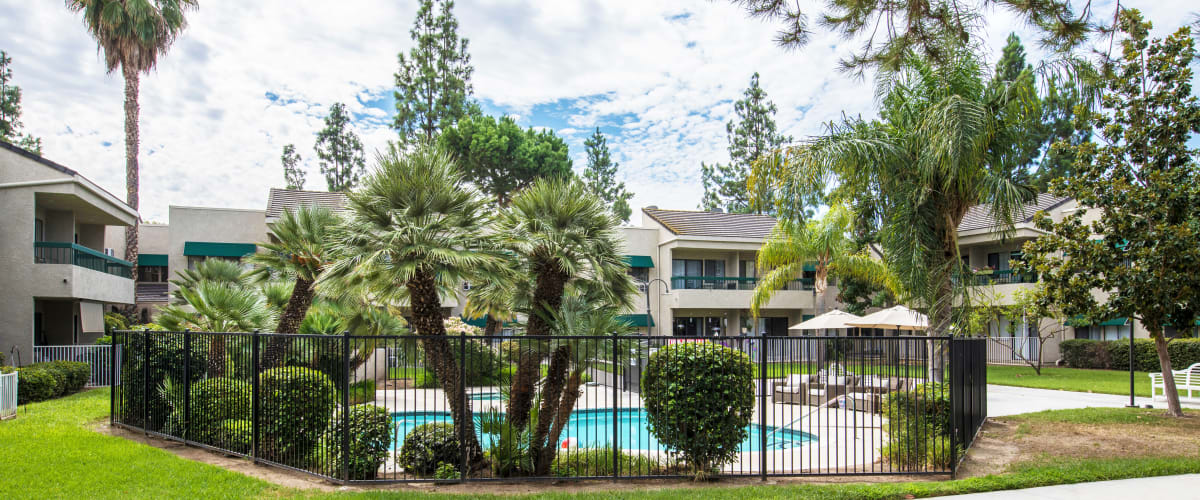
[0,142,138,360]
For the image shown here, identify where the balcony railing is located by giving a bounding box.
[959,269,1038,286]
[670,276,815,291]
[34,241,133,279]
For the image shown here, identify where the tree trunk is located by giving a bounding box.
[122,65,141,292]
[261,277,315,369]
[929,251,955,383]
[407,270,484,468]
[1151,331,1184,417]
[207,336,226,378]
[541,371,583,473]
[532,344,571,474]
[506,266,568,434]
[484,315,500,336]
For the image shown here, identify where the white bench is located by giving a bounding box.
[1149,362,1200,402]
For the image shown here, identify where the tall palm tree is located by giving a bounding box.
[776,50,1037,336]
[248,205,339,368]
[751,204,898,317]
[66,0,198,282]
[318,143,506,469]
[494,178,636,472]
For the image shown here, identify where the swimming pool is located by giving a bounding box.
[467,391,504,402]
[391,408,815,452]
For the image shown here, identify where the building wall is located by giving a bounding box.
[166,206,267,290]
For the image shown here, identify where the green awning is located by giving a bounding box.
[183,242,257,257]
[460,316,518,328]
[1067,315,1129,327]
[803,262,816,272]
[138,254,168,267]
[802,314,815,321]
[617,313,654,327]
[623,255,654,268]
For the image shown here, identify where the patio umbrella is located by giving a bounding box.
[846,305,929,332]
[790,309,863,330]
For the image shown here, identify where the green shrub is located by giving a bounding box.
[434,462,460,480]
[188,378,251,447]
[550,447,671,477]
[414,341,502,387]
[38,364,68,397]
[119,332,206,431]
[346,379,376,404]
[321,404,392,480]
[16,367,56,404]
[217,419,253,454]
[1061,338,1200,371]
[641,341,754,478]
[259,367,337,467]
[397,422,461,476]
[881,382,952,470]
[104,312,128,334]
[94,335,113,345]
[45,361,90,393]
[498,341,522,362]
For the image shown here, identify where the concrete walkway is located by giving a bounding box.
[986,384,1200,416]
[945,474,1200,499]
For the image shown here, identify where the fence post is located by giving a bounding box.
[142,328,149,435]
[459,330,467,480]
[109,333,117,426]
[342,330,351,482]
[759,335,767,480]
[949,338,958,477]
[251,329,260,463]
[612,330,619,481]
[183,329,191,443]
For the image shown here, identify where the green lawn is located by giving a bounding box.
[4,389,1199,499]
[987,365,1155,397]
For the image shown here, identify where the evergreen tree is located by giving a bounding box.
[393,0,473,144]
[699,73,789,214]
[281,143,305,190]
[581,128,633,222]
[993,33,1030,83]
[0,50,42,155]
[314,103,365,192]
[438,114,572,205]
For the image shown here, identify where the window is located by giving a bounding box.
[987,252,1000,270]
[672,316,724,336]
[628,267,649,283]
[34,219,44,242]
[462,281,471,291]
[137,265,168,283]
[1075,324,1131,340]
[961,255,970,268]
[672,259,725,289]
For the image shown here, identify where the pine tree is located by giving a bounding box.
[281,143,305,190]
[314,103,365,192]
[993,33,1030,84]
[581,128,633,222]
[393,0,473,145]
[699,73,789,214]
[0,50,42,155]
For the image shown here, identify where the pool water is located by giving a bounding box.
[391,409,815,452]
[468,391,504,401]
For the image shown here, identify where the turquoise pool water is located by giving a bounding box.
[391,409,815,452]
[468,391,504,401]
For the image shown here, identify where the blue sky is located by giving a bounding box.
[0,0,1195,223]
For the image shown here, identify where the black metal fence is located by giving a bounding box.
[111,330,987,483]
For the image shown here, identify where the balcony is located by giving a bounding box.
[34,242,132,279]
[960,269,1038,286]
[670,276,815,291]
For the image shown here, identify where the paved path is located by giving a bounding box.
[945,474,1200,499]
[986,384,1151,416]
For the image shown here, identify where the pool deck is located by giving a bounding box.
[373,384,889,476]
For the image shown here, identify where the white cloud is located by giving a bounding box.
[0,0,1195,222]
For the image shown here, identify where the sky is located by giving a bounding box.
[0,1,1195,224]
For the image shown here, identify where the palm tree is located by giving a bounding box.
[248,205,339,368]
[775,50,1037,336]
[462,278,517,336]
[751,204,898,317]
[318,143,506,469]
[66,0,198,281]
[494,178,637,472]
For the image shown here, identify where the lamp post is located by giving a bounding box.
[643,278,670,337]
[1127,330,1136,407]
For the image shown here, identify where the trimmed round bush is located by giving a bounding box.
[217,419,253,454]
[188,377,251,446]
[881,382,952,470]
[38,364,68,397]
[16,367,57,404]
[323,404,392,480]
[45,361,90,392]
[640,341,754,477]
[398,422,461,476]
[259,367,336,467]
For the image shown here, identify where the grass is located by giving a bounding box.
[987,365,1156,397]
[5,390,1198,499]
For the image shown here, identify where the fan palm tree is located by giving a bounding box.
[248,205,339,368]
[318,143,506,469]
[751,204,898,317]
[494,178,637,471]
[775,50,1037,336]
[65,0,198,281]
[158,279,275,377]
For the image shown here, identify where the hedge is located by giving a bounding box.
[12,361,90,404]
[258,367,337,468]
[319,404,392,480]
[188,378,251,447]
[1061,338,1200,371]
[881,382,955,470]
[397,422,461,476]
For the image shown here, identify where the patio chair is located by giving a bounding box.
[806,374,857,406]
[843,377,905,413]
[773,374,816,405]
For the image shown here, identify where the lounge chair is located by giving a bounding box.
[843,377,906,413]
[806,374,857,406]
[773,374,815,405]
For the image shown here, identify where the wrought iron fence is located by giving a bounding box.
[983,337,1041,366]
[111,330,987,483]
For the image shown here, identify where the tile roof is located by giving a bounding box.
[957,192,1072,232]
[265,188,349,219]
[643,208,778,239]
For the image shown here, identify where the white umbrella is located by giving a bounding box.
[790,309,863,330]
[846,305,929,331]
